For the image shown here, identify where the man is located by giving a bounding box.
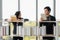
[40,6,56,34]
[41,6,56,21]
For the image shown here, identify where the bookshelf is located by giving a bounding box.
[0,21,60,40]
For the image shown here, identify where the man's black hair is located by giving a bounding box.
[44,6,51,12]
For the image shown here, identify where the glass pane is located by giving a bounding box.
[20,0,36,21]
[2,0,18,20]
[56,0,60,21]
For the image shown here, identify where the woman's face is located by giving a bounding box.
[18,13,21,18]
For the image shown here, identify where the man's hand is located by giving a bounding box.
[40,17,44,21]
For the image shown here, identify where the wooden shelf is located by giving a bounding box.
[42,34,55,37]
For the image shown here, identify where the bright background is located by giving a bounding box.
[56,0,60,21]
[20,0,36,21]
[2,0,18,20]
[2,0,36,21]
[2,0,60,21]
[38,0,54,21]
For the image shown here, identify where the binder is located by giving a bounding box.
[37,27,40,36]
[30,21,36,27]
[0,27,3,37]
[24,27,30,36]
[40,27,42,35]
[17,26,19,35]
[43,36,55,40]
[24,21,36,27]
[3,27,6,36]
[30,36,36,40]
[13,36,23,40]
[24,36,30,40]
[6,26,9,36]
[17,26,22,36]
[2,36,12,40]
[42,26,46,36]
[24,21,30,27]
[31,27,36,36]
[9,23,14,36]
[24,36,36,40]
[54,26,56,35]
[58,25,60,35]
[38,36,42,40]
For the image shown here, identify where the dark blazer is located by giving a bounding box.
[40,15,56,26]
[46,15,56,21]
[40,15,56,34]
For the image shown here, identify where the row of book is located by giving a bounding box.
[0,36,56,40]
[0,26,9,36]
[0,26,56,37]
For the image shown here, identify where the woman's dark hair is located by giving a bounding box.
[15,11,21,19]
[44,6,51,12]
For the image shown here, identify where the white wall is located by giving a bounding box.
[56,0,60,21]
[20,0,36,21]
[2,0,36,21]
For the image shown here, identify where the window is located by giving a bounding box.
[56,0,60,21]
[20,0,36,21]
[38,0,54,21]
[2,0,18,20]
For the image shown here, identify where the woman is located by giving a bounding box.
[12,11,23,34]
[14,11,23,34]
[15,11,23,21]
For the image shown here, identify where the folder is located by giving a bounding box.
[9,23,14,35]
[2,36,11,40]
[11,15,17,22]
[24,21,36,27]
[24,27,30,36]
[24,36,30,40]
[38,36,42,40]
[24,36,36,40]
[13,36,23,40]
[31,27,36,36]
[30,36,36,40]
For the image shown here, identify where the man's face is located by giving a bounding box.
[44,9,50,15]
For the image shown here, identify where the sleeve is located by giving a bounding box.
[53,17,56,26]
[53,17,56,21]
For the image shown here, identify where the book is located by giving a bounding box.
[30,36,36,40]
[24,36,30,40]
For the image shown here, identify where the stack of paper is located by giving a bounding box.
[42,26,46,36]
[30,36,36,40]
